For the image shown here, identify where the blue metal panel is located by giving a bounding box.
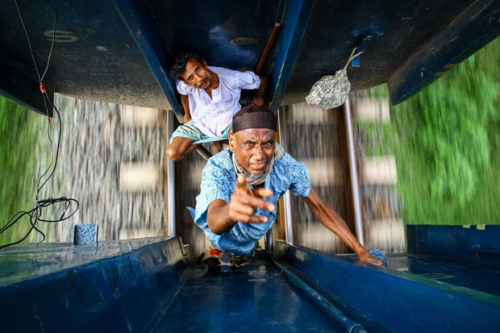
[275,241,500,332]
[269,0,316,111]
[0,64,47,115]
[147,0,281,71]
[3,0,499,112]
[0,237,187,332]
[407,224,500,269]
[1,0,167,114]
[0,2,52,115]
[388,0,500,104]
[112,0,183,119]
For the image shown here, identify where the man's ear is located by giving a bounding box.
[228,129,236,152]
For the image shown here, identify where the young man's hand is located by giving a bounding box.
[183,113,191,124]
[228,175,274,223]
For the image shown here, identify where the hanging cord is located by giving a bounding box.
[0,0,79,249]
[343,47,363,71]
[14,0,56,84]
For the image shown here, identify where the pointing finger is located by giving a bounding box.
[236,175,252,194]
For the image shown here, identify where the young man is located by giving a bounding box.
[191,105,382,266]
[167,52,266,161]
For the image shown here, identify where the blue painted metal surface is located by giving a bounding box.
[2,235,500,332]
[150,256,345,332]
[272,257,366,332]
[0,241,349,332]
[112,0,183,119]
[0,237,187,332]
[275,0,500,106]
[147,0,281,71]
[407,224,500,270]
[388,0,500,104]
[269,0,315,112]
[1,0,500,111]
[0,0,54,115]
[274,241,500,332]
[0,0,168,113]
[0,71,48,115]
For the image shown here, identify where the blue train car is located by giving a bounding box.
[1,226,500,331]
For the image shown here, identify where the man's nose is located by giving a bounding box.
[254,145,264,159]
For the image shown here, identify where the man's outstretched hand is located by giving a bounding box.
[228,175,274,223]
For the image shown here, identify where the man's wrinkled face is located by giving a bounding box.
[229,128,276,174]
[181,59,213,90]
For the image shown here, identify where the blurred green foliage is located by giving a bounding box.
[368,37,500,224]
[0,97,39,244]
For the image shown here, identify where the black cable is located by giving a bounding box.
[1,0,79,249]
[36,93,62,196]
[40,0,56,82]
[14,0,57,83]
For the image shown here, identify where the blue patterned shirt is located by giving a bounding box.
[191,149,311,255]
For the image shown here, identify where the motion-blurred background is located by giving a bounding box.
[1,37,499,257]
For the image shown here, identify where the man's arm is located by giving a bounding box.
[180,94,191,123]
[303,188,382,266]
[207,175,274,234]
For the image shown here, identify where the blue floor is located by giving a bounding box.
[150,258,343,332]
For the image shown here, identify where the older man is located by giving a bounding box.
[191,105,382,267]
[167,51,266,161]
[192,106,382,265]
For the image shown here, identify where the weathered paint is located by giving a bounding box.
[112,0,183,119]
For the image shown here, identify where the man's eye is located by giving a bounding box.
[244,143,255,149]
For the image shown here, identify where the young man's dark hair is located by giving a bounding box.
[169,51,204,80]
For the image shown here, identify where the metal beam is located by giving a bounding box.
[112,0,183,119]
[277,107,294,245]
[344,96,364,245]
[0,48,49,115]
[269,0,315,112]
[167,111,176,236]
[388,0,500,105]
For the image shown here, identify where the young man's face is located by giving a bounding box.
[181,59,213,90]
[229,128,276,174]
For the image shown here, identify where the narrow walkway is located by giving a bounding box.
[150,258,343,332]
